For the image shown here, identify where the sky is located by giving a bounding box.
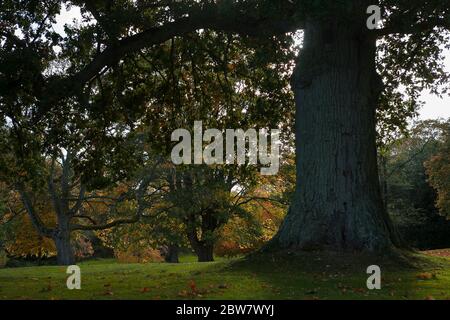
[54,6,450,121]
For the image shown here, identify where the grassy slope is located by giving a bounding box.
[0,251,449,300]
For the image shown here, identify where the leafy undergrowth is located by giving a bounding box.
[0,251,449,300]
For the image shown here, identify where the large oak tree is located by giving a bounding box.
[1,0,450,257]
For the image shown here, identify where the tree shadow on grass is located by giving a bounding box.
[222,250,450,300]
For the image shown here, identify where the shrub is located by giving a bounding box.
[115,248,163,263]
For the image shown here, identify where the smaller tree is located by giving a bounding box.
[1,148,163,265]
[3,209,57,261]
[376,120,450,249]
[425,121,450,218]
[214,153,295,257]
[380,120,449,223]
[163,165,257,262]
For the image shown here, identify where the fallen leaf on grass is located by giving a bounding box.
[103,290,114,296]
[140,287,150,293]
[417,273,435,280]
[40,284,52,293]
[178,290,189,297]
[196,288,209,295]
[353,288,367,294]
[189,280,197,293]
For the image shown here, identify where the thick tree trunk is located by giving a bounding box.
[164,245,180,263]
[53,215,75,265]
[187,230,214,262]
[54,233,75,265]
[273,12,401,252]
[195,244,214,262]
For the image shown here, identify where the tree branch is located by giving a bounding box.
[68,184,87,216]
[68,5,300,86]
[48,158,64,217]
[16,185,53,238]
[70,215,140,231]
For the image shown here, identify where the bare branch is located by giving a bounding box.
[70,215,140,231]
[72,214,98,225]
[68,184,87,216]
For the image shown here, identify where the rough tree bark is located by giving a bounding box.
[53,214,75,266]
[187,227,215,262]
[196,244,214,262]
[48,156,77,266]
[273,7,401,253]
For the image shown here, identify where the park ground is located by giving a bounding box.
[0,250,449,300]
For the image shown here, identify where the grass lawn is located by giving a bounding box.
[0,250,449,300]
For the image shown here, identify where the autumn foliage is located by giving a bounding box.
[426,129,450,218]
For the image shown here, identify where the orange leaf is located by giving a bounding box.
[189,280,197,293]
[417,273,434,280]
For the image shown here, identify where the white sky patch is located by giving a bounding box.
[53,5,83,37]
[417,49,450,120]
[54,7,449,121]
